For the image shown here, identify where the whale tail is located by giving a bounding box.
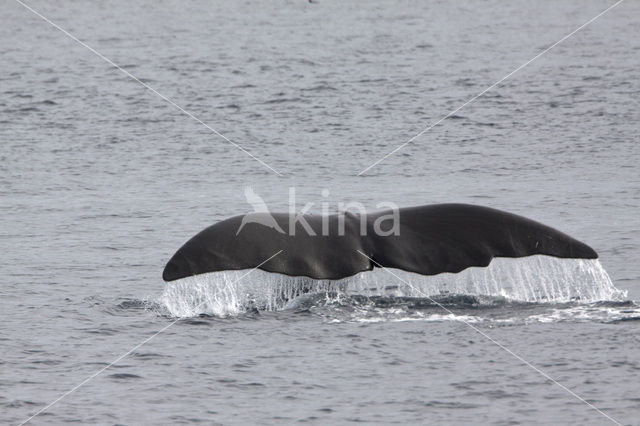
[164,204,599,282]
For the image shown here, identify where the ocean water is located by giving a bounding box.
[2,0,640,424]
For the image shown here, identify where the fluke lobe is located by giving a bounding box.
[162,204,597,282]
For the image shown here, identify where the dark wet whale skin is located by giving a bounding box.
[163,204,597,282]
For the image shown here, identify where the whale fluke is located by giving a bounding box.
[162,204,597,282]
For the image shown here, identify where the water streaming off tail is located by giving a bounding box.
[159,255,627,317]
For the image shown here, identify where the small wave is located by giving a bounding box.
[301,84,338,92]
[231,83,256,89]
[158,255,627,318]
[108,373,142,380]
[102,298,164,317]
[262,97,302,104]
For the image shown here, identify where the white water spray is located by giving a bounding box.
[159,255,627,317]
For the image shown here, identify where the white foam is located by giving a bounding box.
[159,255,627,317]
[352,312,483,324]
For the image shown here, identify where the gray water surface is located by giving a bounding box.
[2,0,640,424]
